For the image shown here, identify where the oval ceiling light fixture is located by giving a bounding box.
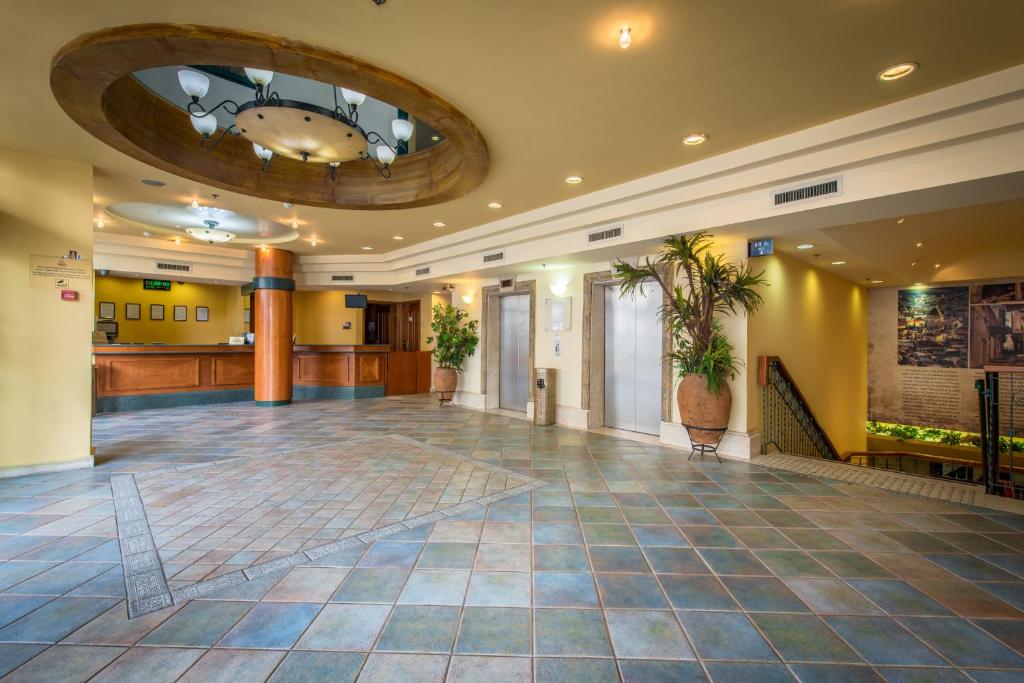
[186,220,236,243]
[565,176,583,184]
[361,246,373,251]
[433,221,446,227]
[488,201,503,209]
[831,260,847,265]
[393,235,405,240]
[618,26,632,49]
[877,62,918,82]
[796,243,814,250]
[872,279,884,284]
[682,132,707,146]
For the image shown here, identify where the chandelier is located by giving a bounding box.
[178,68,414,181]
[186,219,235,244]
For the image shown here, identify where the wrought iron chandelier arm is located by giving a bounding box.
[359,151,392,178]
[200,124,240,150]
[188,98,241,117]
[364,131,396,153]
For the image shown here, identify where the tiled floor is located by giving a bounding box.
[0,395,1022,681]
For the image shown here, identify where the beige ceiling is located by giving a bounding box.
[3,0,1024,255]
[779,198,1024,288]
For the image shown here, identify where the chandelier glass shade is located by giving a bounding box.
[178,68,414,180]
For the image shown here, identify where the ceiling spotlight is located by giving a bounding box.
[872,280,884,284]
[190,199,199,209]
[911,261,918,266]
[431,135,440,142]
[393,235,405,240]
[174,237,181,245]
[618,26,632,49]
[142,231,152,237]
[831,260,846,265]
[361,246,373,251]
[488,201,503,209]
[282,201,293,209]
[682,133,707,146]
[565,176,583,184]
[877,62,918,81]
[796,243,814,250]
[310,237,318,247]
[896,217,905,224]
[95,218,105,228]
[291,219,299,229]
[934,263,940,269]
[916,242,923,248]
[140,178,165,187]
[433,221,446,227]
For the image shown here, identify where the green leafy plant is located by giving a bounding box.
[426,304,480,372]
[940,431,964,446]
[613,232,766,394]
[865,420,1023,452]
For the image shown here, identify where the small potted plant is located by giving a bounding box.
[427,303,480,401]
[614,232,766,444]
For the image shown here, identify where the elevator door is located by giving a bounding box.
[499,294,530,412]
[604,281,662,435]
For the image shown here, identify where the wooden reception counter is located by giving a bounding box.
[92,344,425,412]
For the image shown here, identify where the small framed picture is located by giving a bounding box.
[196,306,209,322]
[173,305,187,322]
[243,309,250,324]
[125,303,141,320]
[545,297,572,332]
[98,301,115,320]
[150,303,164,321]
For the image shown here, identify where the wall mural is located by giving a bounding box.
[869,278,1024,435]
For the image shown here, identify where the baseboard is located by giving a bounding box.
[452,390,487,410]
[0,457,94,480]
[556,406,589,430]
[660,422,758,461]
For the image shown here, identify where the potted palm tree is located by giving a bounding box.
[427,303,480,401]
[614,232,766,444]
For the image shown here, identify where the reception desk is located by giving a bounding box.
[92,344,420,412]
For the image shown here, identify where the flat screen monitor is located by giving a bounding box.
[345,294,368,309]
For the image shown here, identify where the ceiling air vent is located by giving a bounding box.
[588,224,624,243]
[155,261,192,273]
[482,250,505,264]
[771,176,842,208]
[415,266,431,277]
[331,274,355,282]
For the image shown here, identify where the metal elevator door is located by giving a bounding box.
[604,281,662,435]
[499,294,530,412]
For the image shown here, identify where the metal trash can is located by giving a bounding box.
[534,368,556,426]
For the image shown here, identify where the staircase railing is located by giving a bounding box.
[758,356,840,461]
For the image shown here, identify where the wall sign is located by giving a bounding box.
[143,279,171,291]
[29,254,92,290]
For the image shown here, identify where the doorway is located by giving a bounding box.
[364,300,419,351]
[499,293,530,412]
[604,281,662,434]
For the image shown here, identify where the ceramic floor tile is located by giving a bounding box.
[605,609,694,660]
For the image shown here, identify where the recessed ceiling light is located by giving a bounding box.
[291,219,299,229]
[174,237,181,245]
[361,246,373,251]
[831,260,846,265]
[913,282,925,287]
[488,202,502,209]
[565,176,583,184]
[95,218,105,228]
[190,199,199,209]
[142,231,152,238]
[393,235,405,241]
[618,26,632,49]
[911,261,918,266]
[877,62,918,81]
[282,201,294,209]
[310,237,319,247]
[433,221,446,227]
[896,217,905,224]
[796,243,814,250]
[140,178,165,187]
[916,242,923,248]
[431,135,440,142]
[934,263,940,269]
[872,280,884,284]
[682,133,707,146]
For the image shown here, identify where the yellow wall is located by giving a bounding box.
[0,148,93,473]
[746,252,868,454]
[293,289,443,348]
[94,276,244,344]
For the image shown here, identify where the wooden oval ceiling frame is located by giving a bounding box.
[50,24,489,210]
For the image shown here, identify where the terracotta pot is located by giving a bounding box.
[434,367,458,395]
[677,374,731,445]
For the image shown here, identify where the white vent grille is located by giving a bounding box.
[771,176,842,208]
[331,274,355,282]
[482,250,505,264]
[415,266,431,277]
[155,261,192,273]
[588,224,624,243]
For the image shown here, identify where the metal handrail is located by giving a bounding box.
[759,356,840,461]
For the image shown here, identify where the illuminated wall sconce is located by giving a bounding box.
[549,282,568,297]
[461,293,474,305]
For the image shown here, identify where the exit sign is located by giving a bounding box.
[748,238,774,257]
[143,279,171,291]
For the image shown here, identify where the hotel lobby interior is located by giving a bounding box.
[3,1,1024,681]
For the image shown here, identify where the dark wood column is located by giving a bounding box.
[253,248,294,406]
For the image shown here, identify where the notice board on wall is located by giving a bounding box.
[869,279,1024,434]
[29,254,92,290]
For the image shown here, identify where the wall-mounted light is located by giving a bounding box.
[550,282,568,297]
[461,293,474,305]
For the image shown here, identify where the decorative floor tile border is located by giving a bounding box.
[111,434,547,617]
[752,451,1024,514]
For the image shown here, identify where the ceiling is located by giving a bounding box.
[779,198,1024,288]
[4,0,1024,255]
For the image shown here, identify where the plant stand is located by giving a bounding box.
[684,424,725,463]
[437,391,454,407]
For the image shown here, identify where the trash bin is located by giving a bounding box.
[534,368,556,426]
